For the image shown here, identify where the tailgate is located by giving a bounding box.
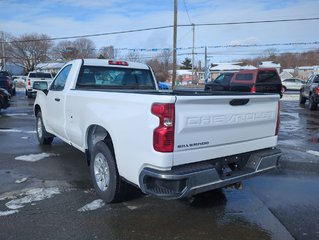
[174,94,279,165]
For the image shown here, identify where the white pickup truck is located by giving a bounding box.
[34,59,281,203]
[26,71,53,98]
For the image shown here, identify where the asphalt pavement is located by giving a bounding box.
[0,90,318,240]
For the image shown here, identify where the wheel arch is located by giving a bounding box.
[86,125,115,166]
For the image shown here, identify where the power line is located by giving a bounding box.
[183,0,192,24]
[186,17,319,27]
[2,17,319,44]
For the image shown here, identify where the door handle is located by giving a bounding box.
[229,99,249,106]
[54,98,60,102]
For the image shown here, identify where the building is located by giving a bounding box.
[279,71,293,80]
[295,66,317,80]
[209,63,257,80]
[168,69,194,85]
[36,62,66,76]
[259,61,281,73]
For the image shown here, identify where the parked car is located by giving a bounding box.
[204,72,235,91]
[26,71,53,98]
[299,73,319,110]
[282,78,304,92]
[0,87,10,111]
[12,75,27,88]
[0,71,15,95]
[158,81,171,90]
[230,68,283,98]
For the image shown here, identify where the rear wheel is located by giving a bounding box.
[308,94,317,111]
[299,91,306,104]
[36,111,54,144]
[90,141,125,203]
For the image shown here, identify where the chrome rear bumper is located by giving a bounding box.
[139,148,281,199]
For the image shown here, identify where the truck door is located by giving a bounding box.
[45,65,72,140]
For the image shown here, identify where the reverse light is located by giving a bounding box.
[108,60,129,66]
[250,85,256,93]
[151,103,175,152]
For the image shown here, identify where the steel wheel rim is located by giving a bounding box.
[37,117,43,139]
[94,152,110,192]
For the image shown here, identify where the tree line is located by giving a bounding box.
[0,31,173,82]
[238,47,319,69]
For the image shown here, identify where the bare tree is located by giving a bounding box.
[52,40,75,61]
[146,50,173,82]
[73,38,96,59]
[0,31,13,70]
[124,51,143,62]
[98,45,118,59]
[52,38,96,61]
[7,33,53,72]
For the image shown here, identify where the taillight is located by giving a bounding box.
[27,79,31,86]
[275,101,281,136]
[316,86,319,95]
[250,85,256,93]
[108,60,128,66]
[151,103,175,152]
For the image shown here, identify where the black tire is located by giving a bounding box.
[308,94,317,111]
[90,141,125,203]
[299,91,307,104]
[36,111,54,145]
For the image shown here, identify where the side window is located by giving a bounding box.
[214,75,224,83]
[50,65,72,91]
[314,75,319,83]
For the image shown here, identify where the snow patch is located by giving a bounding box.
[5,113,29,117]
[0,129,22,133]
[126,205,138,210]
[5,187,60,210]
[78,199,105,212]
[306,150,319,157]
[15,177,28,184]
[25,131,36,134]
[21,136,29,139]
[0,210,19,217]
[281,94,299,101]
[15,153,59,162]
[0,129,36,134]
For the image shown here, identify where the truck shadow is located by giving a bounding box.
[182,189,227,208]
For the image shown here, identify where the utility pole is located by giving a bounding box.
[191,23,195,83]
[204,46,207,83]
[172,0,178,90]
[1,32,5,71]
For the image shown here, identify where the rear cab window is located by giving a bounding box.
[76,66,156,90]
[231,73,254,84]
[256,70,281,84]
[29,72,52,79]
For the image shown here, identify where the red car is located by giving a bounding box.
[230,68,283,98]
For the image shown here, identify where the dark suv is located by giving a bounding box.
[299,73,319,110]
[204,72,235,91]
[0,71,15,95]
[0,88,10,111]
[230,68,283,98]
